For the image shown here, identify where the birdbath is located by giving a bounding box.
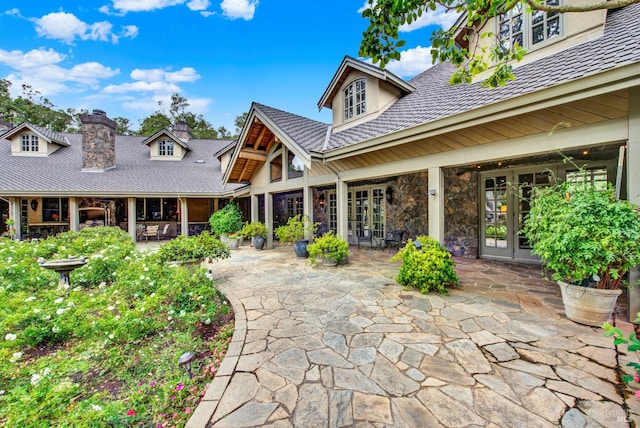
[39,257,88,288]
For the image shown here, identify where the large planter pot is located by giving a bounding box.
[293,240,309,258]
[168,259,203,272]
[557,281,622,327]
[220,234,240,250]
[252,235,265,250]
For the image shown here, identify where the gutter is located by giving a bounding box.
[319,62,640,162]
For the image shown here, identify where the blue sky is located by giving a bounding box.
[0,1,458,134]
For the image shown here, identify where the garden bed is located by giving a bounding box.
[0,227,233,427]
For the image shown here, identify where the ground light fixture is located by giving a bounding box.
[178,352,195,379]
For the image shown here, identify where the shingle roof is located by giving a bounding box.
[322,4,640,151]
[253,103,329,153]
[0,133,243,195]
[0,123,70,147]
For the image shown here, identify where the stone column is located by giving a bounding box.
[628,87,640,322]
[251,194,259,223]
[303,171,313,240]
[127,198,137,241]
[428,167,444,244]
[68,197,79,232]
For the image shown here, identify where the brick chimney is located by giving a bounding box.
[81,109,116,172]
[172,121,193,141]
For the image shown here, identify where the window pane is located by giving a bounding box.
[532,25,544,44]
[287,150,303,179]
[271,153,282,183]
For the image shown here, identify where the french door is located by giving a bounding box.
[480,167,556,261]
[480,163,613,262]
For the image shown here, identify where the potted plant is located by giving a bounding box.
[522,169,640,326]
[209,203,243,249]
[275,214,318,258]
[241,221,268,250]
[153,231,230,270]
[307,231,349,266]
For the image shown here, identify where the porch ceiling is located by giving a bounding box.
[314,90,629,174]
[228,119,277,183]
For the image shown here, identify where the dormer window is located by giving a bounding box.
[158,139,174,156]
[344,78,366,121]
[21,134,39,152]
[498,0,561,51]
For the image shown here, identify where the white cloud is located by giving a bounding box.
[357,1,459,32]
[0,48,119,95]
[399,7,459,32]
[384,45,435,78]
[103,67,200,94]
[4,8,20,16]
[187,0,210,11]
[103,81,181,94]
[166,67,200,82]
[220,0,258,20]
[112,0,186,13]
[32,12,137,44]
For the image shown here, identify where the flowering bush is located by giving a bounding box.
[604,315,640,397]
[0,228,234,426]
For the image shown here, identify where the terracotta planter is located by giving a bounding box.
[557,281,622,327]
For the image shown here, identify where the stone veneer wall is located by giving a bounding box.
[385,172,429,239]
[444,168,479,258]
[81,110,116,171]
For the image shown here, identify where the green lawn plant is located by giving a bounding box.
[0,227,233,427]
[391,235,459,295]
[603,314,640,397]
[153,231,230,263]
[521,170,640,289]
[307,231,349,266]
[275,214,318,243]
[209,202,243,236]
[240,221,267,239]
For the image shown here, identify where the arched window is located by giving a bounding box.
[343,78,366,121]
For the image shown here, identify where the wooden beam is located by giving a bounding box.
[239,149,267,161]
[237,160,251,182]
[253,126,267,150]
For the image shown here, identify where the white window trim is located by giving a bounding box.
[158,139,174,156]
[343,78,367,123]
[497,2,564,52]
[21,134,39,152]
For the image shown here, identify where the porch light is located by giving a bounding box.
[386,187,394,204]
[178,352,195,379]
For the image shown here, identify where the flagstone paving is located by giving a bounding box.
[187,245,636,427]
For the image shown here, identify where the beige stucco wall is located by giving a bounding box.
[148,138,186,160]
[9,131,61,156]
[471,1,606,77]
[331,70,403,131]
[220,151,232,174]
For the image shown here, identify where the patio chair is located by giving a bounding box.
[158,223,171,240]
[141,224,160,241]
[357,227,373,249]
[384,229,406,252]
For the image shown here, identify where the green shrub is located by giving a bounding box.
[307,231,349,265]
[240,221,267,239]
[391,235,458,295]
[152,231,230,263]
[209,203,243,235]
[274,214,318,243]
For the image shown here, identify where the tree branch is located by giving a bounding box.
[523,0,639,13]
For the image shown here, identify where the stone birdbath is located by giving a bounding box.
[39,257,88,288]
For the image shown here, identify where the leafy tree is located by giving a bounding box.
[217,126,231,139]
[235,112,248,133]
[113,117,134,135]
[138,112,172,136]
[359,0,639,87]
[0,79,71,132]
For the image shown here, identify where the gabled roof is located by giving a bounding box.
[317,56,416,111]
[214,140,237,159]
[0,123,70,147]
[223,102,329,184]
[0,133,243,196]
[140,128,193,151]
[321,4,640,152]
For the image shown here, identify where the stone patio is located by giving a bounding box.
[186,245,636,427]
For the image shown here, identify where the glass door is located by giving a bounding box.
[480,174,511,258]
[514,170,553,261]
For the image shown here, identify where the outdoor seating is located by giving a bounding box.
[357,227,373,249]
[384,229,406,252]
[158,223,172,240]
[140,224,160,241]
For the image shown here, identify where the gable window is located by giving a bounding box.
[343,78,366,121]
[270,144,283,183]
[498,0,561,51]
[21,134,39,152]
[287,150,303,179]
[158,139,174,156]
